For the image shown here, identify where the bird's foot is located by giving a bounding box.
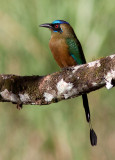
[61,67,73,72]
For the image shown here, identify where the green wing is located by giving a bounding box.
[66,38,86,65]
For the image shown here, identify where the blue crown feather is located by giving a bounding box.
[52,20,69,25]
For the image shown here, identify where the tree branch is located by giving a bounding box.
[0,54,115,107]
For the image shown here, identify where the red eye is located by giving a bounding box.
[55,25,59,28]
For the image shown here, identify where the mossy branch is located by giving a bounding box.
[0,54,115,108]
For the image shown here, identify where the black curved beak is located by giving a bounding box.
[39,23,52,29]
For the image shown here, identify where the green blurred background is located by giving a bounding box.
[0,0,115,159]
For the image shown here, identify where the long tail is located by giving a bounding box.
[82,94,97,146]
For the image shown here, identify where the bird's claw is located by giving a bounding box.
[61,67,73,72]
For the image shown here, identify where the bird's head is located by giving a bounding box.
[40,20,75,38]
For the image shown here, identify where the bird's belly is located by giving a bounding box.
[49,39,77,68]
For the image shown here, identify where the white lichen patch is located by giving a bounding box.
[97,61,101,67]
[110,54,115,59]
[88,60,101,68]
[92,82,97,86]
[69,75,72,78]
[57,79,73,95]
[44,92,54,102]
[104,69,115,89]
[1,75,13,80]
[106,82,113,90]
[31,103,36,105]
[0,89,18,102]
[19,93,30,102]
[72,65,81,73]
[1,75,7,80]
[64,88,77,99]
[88,62,96,67]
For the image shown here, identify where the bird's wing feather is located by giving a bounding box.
[66,38,86,64]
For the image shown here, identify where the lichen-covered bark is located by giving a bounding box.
[0,54,115,107]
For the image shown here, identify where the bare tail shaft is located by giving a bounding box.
[82,94,97,146]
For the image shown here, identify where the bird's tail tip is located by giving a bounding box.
[90,128,97,146]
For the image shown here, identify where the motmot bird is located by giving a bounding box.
[40,20,97,146]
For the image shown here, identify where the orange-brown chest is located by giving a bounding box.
[49,37,76,68]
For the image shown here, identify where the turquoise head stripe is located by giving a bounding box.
[52,20,69,25]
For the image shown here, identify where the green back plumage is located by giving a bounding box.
[66,38,86,65]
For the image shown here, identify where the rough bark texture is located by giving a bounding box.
[0,54,115,107]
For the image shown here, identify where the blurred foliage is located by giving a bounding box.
[0,0,115,160]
